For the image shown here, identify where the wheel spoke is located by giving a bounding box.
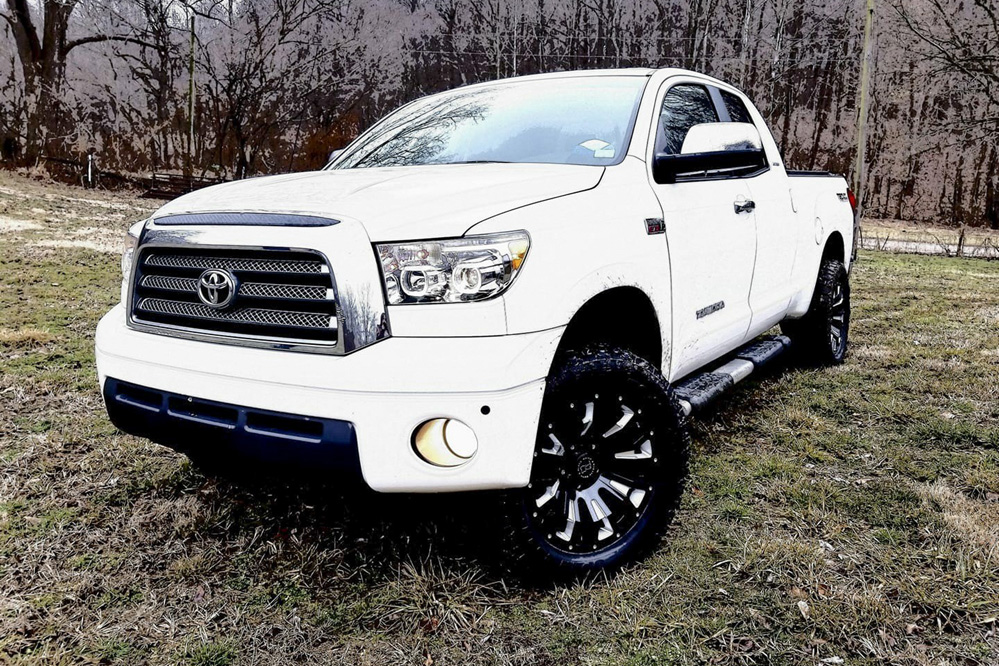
[555,495,577,542]
[601,476,627,499]
[579,485,612,522]
[580,401,594,436]
[614,437,652,460]
[604,475,647,509]
[597,516,614,541]
[627,487,647,509]
[541,433,565,456]
[535,479,560,508]
[602,404,634,438]
[577,481,614,548]
[579,484,615,541]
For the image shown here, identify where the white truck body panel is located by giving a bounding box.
[151,163,603,243]
[95,67,854,492]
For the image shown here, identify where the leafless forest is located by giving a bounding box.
[1,0,997,228]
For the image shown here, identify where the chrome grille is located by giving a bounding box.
[140,274,331,301]
[140,274,198,292]
[144,253,326,274]
[137,298,336,330]
[130,246,338,347]
[239,282,331,301]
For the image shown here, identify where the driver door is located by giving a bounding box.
[648,82,758,380]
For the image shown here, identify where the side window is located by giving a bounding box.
[658,84,718,155]
[720,90,754,125]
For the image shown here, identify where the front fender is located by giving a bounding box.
[470,162,672,368]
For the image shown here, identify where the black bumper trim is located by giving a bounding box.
[103,377,360,474]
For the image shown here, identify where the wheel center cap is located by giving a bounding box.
[575,454,598,482]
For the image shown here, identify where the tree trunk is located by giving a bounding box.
[7,0,76,164]
[986,145,998,230]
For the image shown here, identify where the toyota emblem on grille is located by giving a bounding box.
[197,269,237,309]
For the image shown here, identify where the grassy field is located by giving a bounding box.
[1,173,998,665]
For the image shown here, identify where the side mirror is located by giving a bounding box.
[326,149,344,165]
[653,123,766,184]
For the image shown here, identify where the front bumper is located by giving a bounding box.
[104,377,361,473]
[96,305,561,492]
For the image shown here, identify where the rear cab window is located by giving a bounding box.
[720,90,754,125]
[657,84,718,155]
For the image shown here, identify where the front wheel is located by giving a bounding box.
[504,345,691,575]
[782,259,851,365]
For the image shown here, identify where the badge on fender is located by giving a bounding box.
[645,218,665,235]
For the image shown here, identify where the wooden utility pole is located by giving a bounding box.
[186,14,196,179]
[853,0,875,217]
[496,30,502,79]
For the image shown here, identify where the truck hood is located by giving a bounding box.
[151,164,604,241]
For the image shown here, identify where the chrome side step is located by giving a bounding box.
[673,335,791,416]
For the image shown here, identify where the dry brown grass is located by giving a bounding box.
[862,218,999,247]
[0,327,54,348]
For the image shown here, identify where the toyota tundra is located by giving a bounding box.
[96,68,856,572]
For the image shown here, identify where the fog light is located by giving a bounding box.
[413,418,478,467]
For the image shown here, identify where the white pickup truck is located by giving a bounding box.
[96,68,855,572]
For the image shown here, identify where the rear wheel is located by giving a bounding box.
[782,259,851,365]
[505,345,690,574]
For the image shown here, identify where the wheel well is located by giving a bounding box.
[554,287,662,369]
[822,231,845,264]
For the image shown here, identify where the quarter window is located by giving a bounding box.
[657,84,718,155]
[720,90,754,125]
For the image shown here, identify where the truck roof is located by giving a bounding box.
[452,67,732,91]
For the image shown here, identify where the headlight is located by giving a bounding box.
[376,231,530,304]
[121,220,145,283]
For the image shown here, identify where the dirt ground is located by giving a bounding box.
[1,172,998,665]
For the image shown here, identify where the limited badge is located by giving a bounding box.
[645,218,665,235]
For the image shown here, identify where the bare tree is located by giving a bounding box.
[892,0,998,137]
[890,0,998,227]
[0,0,994,229]
[1,0,156,163]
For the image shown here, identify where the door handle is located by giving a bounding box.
[734,200,756,214]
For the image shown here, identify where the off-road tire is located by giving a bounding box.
[782,259,851,365]
[503,345,691,576]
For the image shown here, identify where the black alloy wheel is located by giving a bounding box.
[828,275,849,359]
[782,258,851,365]
[506,345,690,574]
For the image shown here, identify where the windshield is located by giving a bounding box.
[331,76,648,169]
